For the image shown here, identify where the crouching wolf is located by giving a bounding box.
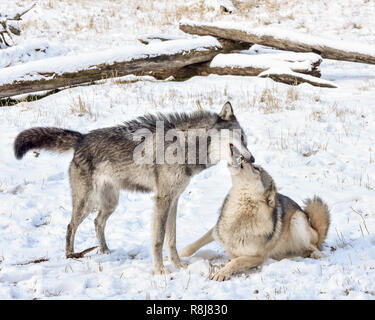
[180,158,330,281]
[14,102,254,275]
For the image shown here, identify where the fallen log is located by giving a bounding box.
[173,52,321,79]
[180,20,375,65]
[0,36,223,99]
[258,67,337,88]
[138,34,250,52]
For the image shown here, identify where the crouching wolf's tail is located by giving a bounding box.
[14,127,83,159]
[304,196,330,249]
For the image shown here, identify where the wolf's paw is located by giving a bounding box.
[153,265,171,275]
[99,248,111,255]
[210,269,232,282]
[173,261,188,270]
[309,251,325,259]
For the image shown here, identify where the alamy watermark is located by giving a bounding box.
[131,121,248,165]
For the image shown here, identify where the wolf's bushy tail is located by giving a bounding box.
[14,127,83,159]
[304,196,330,248]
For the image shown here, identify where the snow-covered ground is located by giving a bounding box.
[0,0,375,300]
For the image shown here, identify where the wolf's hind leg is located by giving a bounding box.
[66,162,95,258]
[211,255,264,281]
[66,190,94,258]
[179,228,214,257]
[95,183,119,254]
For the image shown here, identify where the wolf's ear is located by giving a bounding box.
[266,186,277,208]
[219,101,234,121]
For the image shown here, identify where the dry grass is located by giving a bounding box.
[47,0,54,9]
[359,172,373,190]
[369,147,374,164]
[196,99,204,111]
[358,79,375,91]
[254,86,299,114]
[235,0,296,23]
[70,95,96,120]
[309,110,325,122]
[258,88,282,113]
[286,86,299,104]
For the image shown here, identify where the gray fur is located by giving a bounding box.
[14,102,253,274]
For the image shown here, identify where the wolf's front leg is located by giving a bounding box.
[179,228,214,257]
[211,255,264,281]
[152,194,173,275]
[164,198,187,270]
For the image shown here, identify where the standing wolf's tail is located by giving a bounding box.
[14,127,83,159]
[304,196,330,249]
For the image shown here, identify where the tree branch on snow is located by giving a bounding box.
[258,67,337,88]
[0,3,36,48]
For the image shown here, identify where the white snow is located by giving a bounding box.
[0,0,375,300]
[210,52,321,72]
[0,40,73,68]
[138,33,191,44]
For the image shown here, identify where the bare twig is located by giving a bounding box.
[0,3,36,48]
[66,246,98,259]
[1,3,36,21]
[14,257,49,266]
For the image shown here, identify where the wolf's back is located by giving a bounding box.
[14,127,83,159]
[303,196,330,248]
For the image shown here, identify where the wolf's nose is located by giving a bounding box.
[249,155,255,163]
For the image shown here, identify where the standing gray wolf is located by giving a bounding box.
[13,102,254,275]
[179,157,330,281]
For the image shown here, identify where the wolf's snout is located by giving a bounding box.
[241,150,255,164]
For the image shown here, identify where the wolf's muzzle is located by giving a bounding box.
[241,151,255,164]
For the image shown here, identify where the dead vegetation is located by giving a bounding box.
[66,246,98,259]
[258,88,282,113]
[69,95,96,120]
[0,3,35,48]
[14,257,49,266]
[253,86,299,114]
